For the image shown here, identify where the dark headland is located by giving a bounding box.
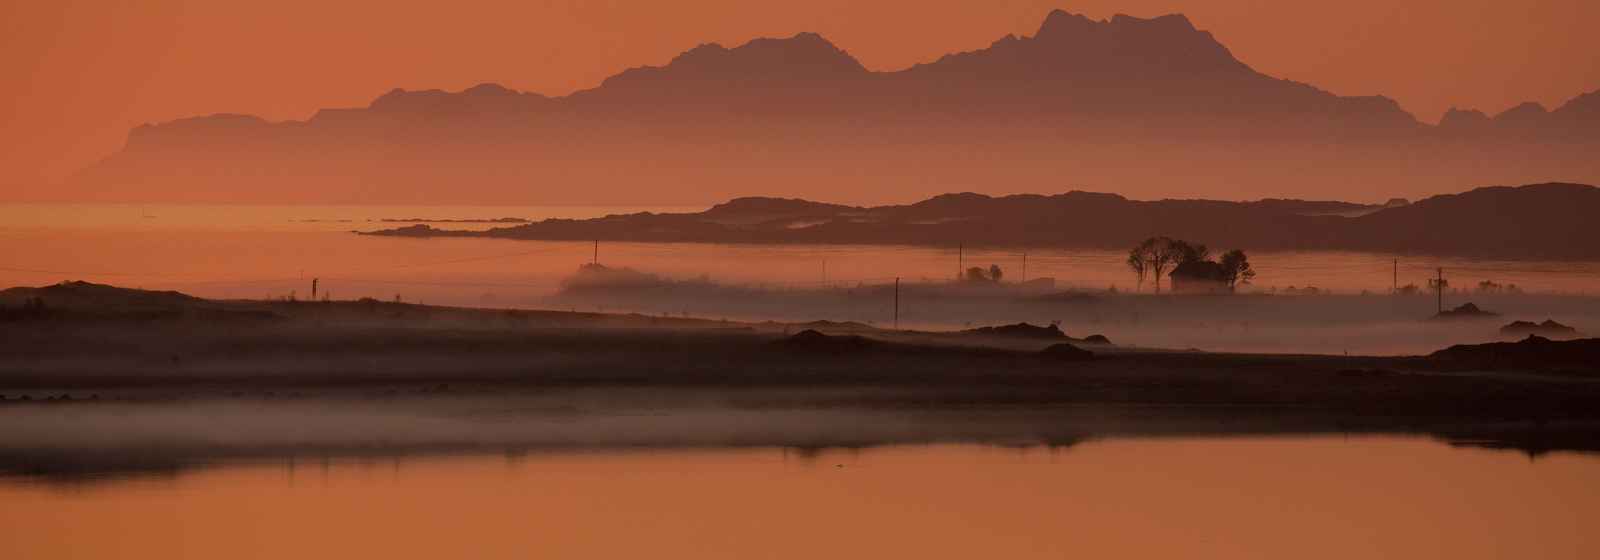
[363,183,1600,259]
[4,281,1600,479]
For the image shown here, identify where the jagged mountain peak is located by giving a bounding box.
[1496,101,1550,122]
[1109,12,1197,30]
[1035,9,1098,36]
[1440,107,1491,128]
[636,32,866,79]
[1034,9,1199,35]
[936,8,1248,79]
[1554,89,1600,118]
[358,83,547,118]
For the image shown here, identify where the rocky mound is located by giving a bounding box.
[0,281,201,310]
[1429,335,1600,373]
[0,281,277,323]
[1500,320,1580,338]
[1432,302,1500,321]
[1039,343,1095,361]
[963,322,1068,340]
[773,329,880,354]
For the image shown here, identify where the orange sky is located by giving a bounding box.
[3,0,1598,199]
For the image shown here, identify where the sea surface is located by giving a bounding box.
[1,438,1596,559]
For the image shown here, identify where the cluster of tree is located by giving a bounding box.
[1476,280,1523,294]
[964,265,1005,283]
[1398,279,1524,296]
[1125,237,1254,293]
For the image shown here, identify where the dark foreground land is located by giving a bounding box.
[3,282,1600,480]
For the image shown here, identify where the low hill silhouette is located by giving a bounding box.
[1500,320,1581,338]
[1431,303,1500,321]
[1429,336,1600,373]
[366,183,1600,259]
[67,10,1600,204]
[962,323,1069,340]
[0,281,202,311]
[0,281,276,322]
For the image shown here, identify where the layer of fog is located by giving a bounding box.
[546,278,1600,355]
[0,389,1523,481]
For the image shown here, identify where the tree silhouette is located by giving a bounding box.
[1174,241,1210,265]
[1428,277,1449,292]
[1218,249,1256,288]
[1144,237,1186,293]
[1126,246,1149,292]
[962,265,1005,283]
[1130,238,1246,293]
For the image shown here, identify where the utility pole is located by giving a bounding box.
[822,258,827,287]
[1392,259,1397,295]
[311,278,318,300]
[957,243,964,281]
[1021,251,1028,284]
[592,240,598,265]
[893,277,900,330]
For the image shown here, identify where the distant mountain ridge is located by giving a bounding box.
[363,183,1600,260]
[73,10,1600,204]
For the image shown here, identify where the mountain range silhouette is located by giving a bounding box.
[73,10,1599,204]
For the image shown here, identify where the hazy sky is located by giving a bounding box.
[3,0,1598,195]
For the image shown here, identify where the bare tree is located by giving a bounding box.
[1126,246,1149,292]
[1146,237,1185,294]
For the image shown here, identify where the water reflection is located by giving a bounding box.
[2,439,1597,559]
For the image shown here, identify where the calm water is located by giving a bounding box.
[1,438,1596,559]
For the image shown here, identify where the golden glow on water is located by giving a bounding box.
[1,439,1597,559]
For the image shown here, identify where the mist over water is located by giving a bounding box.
[4,204,1599,355]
